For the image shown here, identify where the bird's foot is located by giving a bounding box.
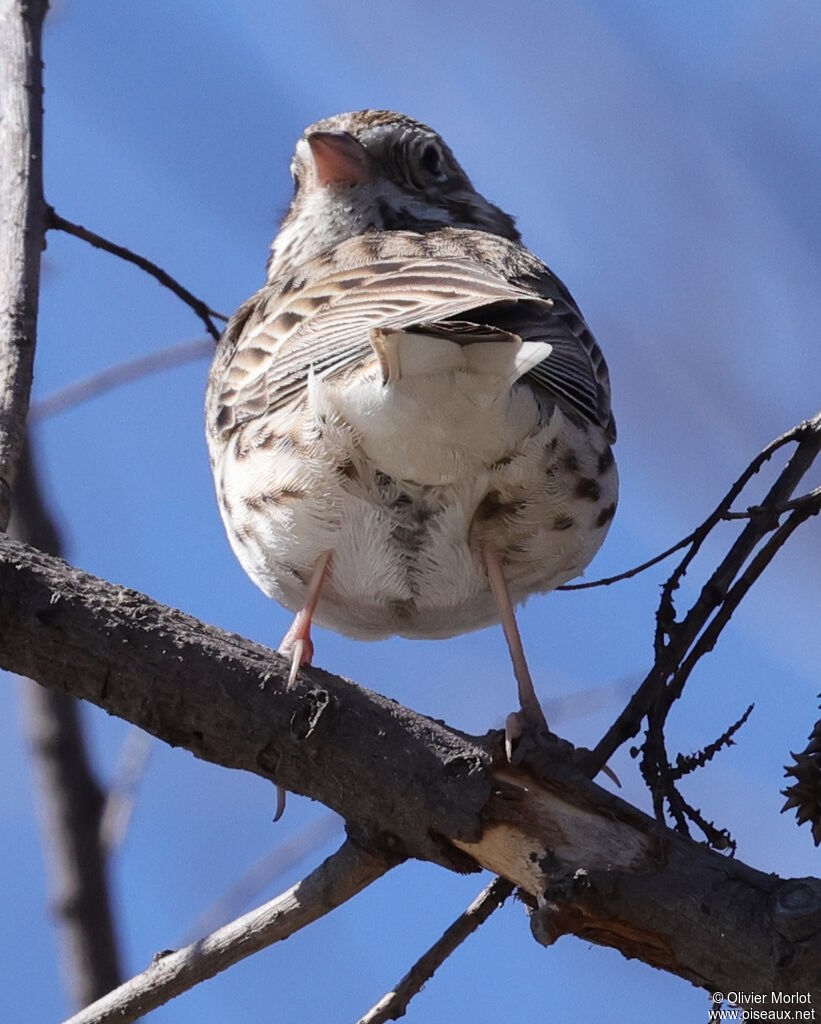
[278,621,315,689]
[504,702,549,762]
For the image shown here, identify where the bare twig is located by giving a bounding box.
[670,704,754,780]
[559,486,821,592]
[28,338,213,423]
[46,208,228,342]
[357,877,514,1024]
[558,533,695,591]
[62,840,393,1024]
[0,0,49,529]
[581,411,821,781]
[180,811,342,943]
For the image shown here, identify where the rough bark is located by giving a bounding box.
[0,535,818,999]
[0,0,48,528]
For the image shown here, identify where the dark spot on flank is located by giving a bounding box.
[303,294,327,309]
[491,453,514,470]
[284,562,307,584]
[597,447,615,474]
[215,406,233,432]
[562,452,579,472]
[475,491,503,521]
[278,276,296,296]
[339,460,359,481]
[244,489,304,511]
[596,502,617,528]
[389,598,415,621]
[257,432,297,453]
[553,513,574,531]
[548,437,559,452]
[576,477,601,501]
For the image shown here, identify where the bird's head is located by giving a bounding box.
[267,109,519,278]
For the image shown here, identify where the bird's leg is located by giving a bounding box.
[481,543,621,786]
[273,551,332,822]
[481,542,549,758]
[278,550,333,688]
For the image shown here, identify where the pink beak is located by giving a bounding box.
[307,130,374,186]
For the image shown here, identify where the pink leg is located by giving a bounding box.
[278,551,332,689]
[482,542,620,784]
[273,551,332,822]
[481,543,548,757]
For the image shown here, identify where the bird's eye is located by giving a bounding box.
[420,143,444,178]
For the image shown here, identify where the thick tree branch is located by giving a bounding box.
[0,536,819,1002]
[0,0,48,529]
[46,209,227,341]
[63,840,393,1024]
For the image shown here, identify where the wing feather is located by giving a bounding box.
[207,230,615,446]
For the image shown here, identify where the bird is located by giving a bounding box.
[205,109,618,774]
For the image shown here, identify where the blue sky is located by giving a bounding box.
[3,2,820,1021]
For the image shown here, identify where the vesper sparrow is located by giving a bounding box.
[206,110,617,770]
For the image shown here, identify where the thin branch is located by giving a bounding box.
[0,0,49,529]
[46,208,228,342]
[62,840,393,1024]
[670,703,754,781]
[28,338,213,423]
[559,486,821,592]
[581,411,821,779]
[558,532,695,591]
[357,877,514,1024]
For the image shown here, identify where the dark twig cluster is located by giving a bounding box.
[782,696,821,846]
[580,412,821,845]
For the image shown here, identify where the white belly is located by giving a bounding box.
[216,373,617,640]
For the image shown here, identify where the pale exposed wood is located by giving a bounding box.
[0,0,48,529]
